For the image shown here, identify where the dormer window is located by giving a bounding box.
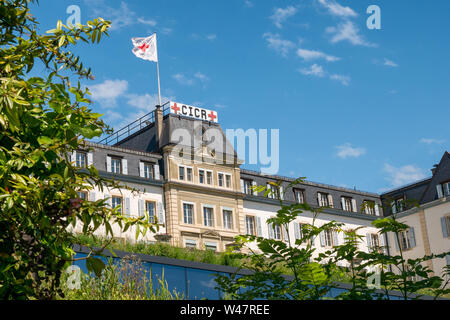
[76,152,87,168]
[111,157,121,174]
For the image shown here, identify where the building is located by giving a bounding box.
[71,102,449,274]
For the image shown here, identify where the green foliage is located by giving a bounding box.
[215,179,450,300]
[0,0,156,299]
[60,255,183,300]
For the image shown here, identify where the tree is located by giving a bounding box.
[0,0,156,299]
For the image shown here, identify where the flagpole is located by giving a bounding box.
[155,32,162,107]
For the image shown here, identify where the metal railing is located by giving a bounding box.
[97,102,171,146]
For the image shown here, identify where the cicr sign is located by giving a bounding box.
[170,101,218,123]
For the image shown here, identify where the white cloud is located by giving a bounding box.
[383,164,427,188]
[194,72,210,83]
[206,34,217,41]
[419,138,445,145]
[335,143,366,159]
[384,58,399,67]
[326,20,376,47]
[126,93,174,111]
[329,73,350,86]
[270,6,298,29]
[262,33,295,57]
[89,79,128,106]
[137,18,157,26]
[299,64,325,77]
[297,48,340,62]
[172,73,195,86]
[244,0,254,8]
[317,0,357,18]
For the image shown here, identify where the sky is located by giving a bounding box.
[31,0,450,194]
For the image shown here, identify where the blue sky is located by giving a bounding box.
[31,0,449,193]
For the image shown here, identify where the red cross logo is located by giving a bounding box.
[171,103,180,114]
[208,111,217,122]
[139,42,149,52]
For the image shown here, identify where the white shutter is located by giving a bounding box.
[139,162,145,178]
[104,193,111,208]
[280,186,284,200]
[341,197,346,210]
[366,233,372,251]
[240,179,245,193]
[268,222,274,239]
[351,199,357,212]
[267,183,271,199]
[394,233,400,251]
[319,231,326,247]
[122,159,128,175]
[106,156,112,172]
[294,222,301,240]
[328,194,334,208]
[375,204,380,216]
[409,228,416,248]
[252,181,258,196]
[124,198,130,216]
[256,217,262,236]
[157,202,165,224]
[317,193,321,206]
[87,153,93,167]
[138,199,145,217]
[333,231,339,246]
[391,201,397,214]
[89,192,96,202]
[71,151,76,164]
[437,184,444,199]
[283,225,289,242]
[154,164,160,180]
[379,234,387,254]
[441,217,449,238]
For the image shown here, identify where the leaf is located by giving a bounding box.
[86,257,105,277]
[37,136,53,145]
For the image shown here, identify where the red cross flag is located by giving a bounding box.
[131,34,158,62]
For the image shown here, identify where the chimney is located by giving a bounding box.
[155,105,163,150]
[431,164,438,175]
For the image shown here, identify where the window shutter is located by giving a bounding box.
[351,199,357,212]
[157,202,165,224]
[122,159,128,175]
[71,151,77,164]
[252,181,258,196]
[441,217,449,238]
[240,179,244,193]
[106,156,112,172]
[139,162,145,178]
[409,228,416,248]
[256,217,262,236]
[319,231,326,247]
[366,233,372,251]
[317,193,321,206]
[104,194,111,208]
[446,255,450,266]
[333,231,339,246]
[379,234,387,254]
[154,164,160,180]
[294,222,301,240]
[124,198,130,216]
[87,153,93,167]
[89,192,96,202]
[394,233,400,251]
[391,201,397,214]
[268,223,274,239]
[375,204,380,216]
[138,199,145,217]
[280,186,284,200]
[266,183,271,199]
[283,225,289,242]
[341,197,346,210]
[327,194,334,208]
[437,184,444,198]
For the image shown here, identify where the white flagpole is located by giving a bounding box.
[155,33,162,107]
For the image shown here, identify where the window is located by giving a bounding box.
[223,209,233,230]
[111,157,121,174]
[185,239,197,249]
[444,182,450,197]
[205,242,217,251]
[199,169,205,184]
[241,179,253,195]
[179,166,185,181]
[112,196,122,213]
[142,163,154,179]
[146,201,156,223]
[77,191,87,200]
[270,223,282,240]
[246,216,256,235]
[342,197,353,212]
[294,189,305,203]
[398,228,416,250]
[187,167,193,181]
[322,229,334,247]
[442,216,450,238]
[225,174,231,188]
[318,192,329,207]
[76,152,87,168]
[367,233,380,252]
[206,171,212,185]
[267,183,279,199]
[391,198,405,214]
[363,200,376,215]
[203,206,214,227]
[218,173,224,187]
[183,203,194,224]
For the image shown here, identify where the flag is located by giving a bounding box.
[131,34,158,62]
